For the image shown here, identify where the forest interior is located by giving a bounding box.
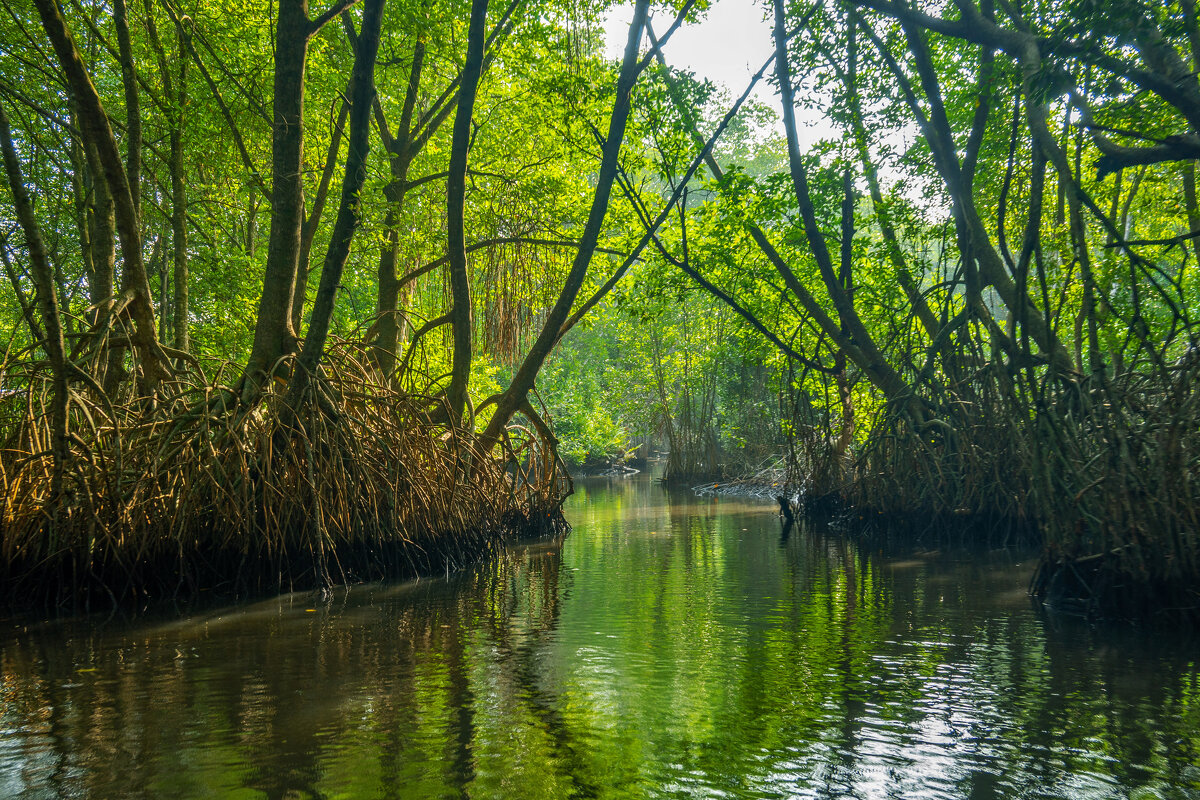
[0,0,1197,620]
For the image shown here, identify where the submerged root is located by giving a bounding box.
[0,342,570,608]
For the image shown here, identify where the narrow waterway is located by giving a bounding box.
[1,476,1198,799]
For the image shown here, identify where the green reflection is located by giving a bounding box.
[1,476,1198,800]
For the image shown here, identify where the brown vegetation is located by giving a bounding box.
[0,344,568,608]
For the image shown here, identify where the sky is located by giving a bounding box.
[602,0,828,147]
[602,0,776,100]
[600,0,930,201]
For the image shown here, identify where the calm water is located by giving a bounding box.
[2,477,1199,800]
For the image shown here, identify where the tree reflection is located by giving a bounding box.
[0,479,1198,799]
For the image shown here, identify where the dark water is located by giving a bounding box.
[2,477,1199,800]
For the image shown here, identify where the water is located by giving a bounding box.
[1,476,1198,800]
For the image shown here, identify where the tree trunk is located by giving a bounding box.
[285,0,386,408]
[772,0,915,407]
[152,232,170,344]
[146,0,191,354]
[243,0,312,394]
[371,39,424,375]
[647,21,910,403]
[83,140,115,311]
[480,0,649,448]
[294,98,349,333]
[113,0,141,217]
[1184,161,1200,267]
[445,0,489,426]
[31,0,169,389]
[0,102,69,506]
[372,219,404,375]
[369,0,520,377]
[82,138,126,395]
[171,27,190,352]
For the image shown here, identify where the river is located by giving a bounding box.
[1,476,1198,799]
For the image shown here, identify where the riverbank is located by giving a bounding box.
[0,354,569,611]
[686,461,1197,625]
[4,474,1199,799]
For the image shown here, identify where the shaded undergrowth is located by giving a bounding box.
[784,352,1200,623]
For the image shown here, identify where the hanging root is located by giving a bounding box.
[0,340,570,609]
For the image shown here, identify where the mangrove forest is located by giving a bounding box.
[0,0,1198,624]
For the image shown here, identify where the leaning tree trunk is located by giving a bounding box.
[31,0,170,390]
[479,0,650,448]
[772,0,913,406]
[294,98,348,333]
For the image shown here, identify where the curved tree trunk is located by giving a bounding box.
[31,0,170,390]
[0,102,69,506]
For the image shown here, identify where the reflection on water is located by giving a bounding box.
[2,476,1199,799]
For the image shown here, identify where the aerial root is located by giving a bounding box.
[0,340,570,608]
[782,356,1200,621]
